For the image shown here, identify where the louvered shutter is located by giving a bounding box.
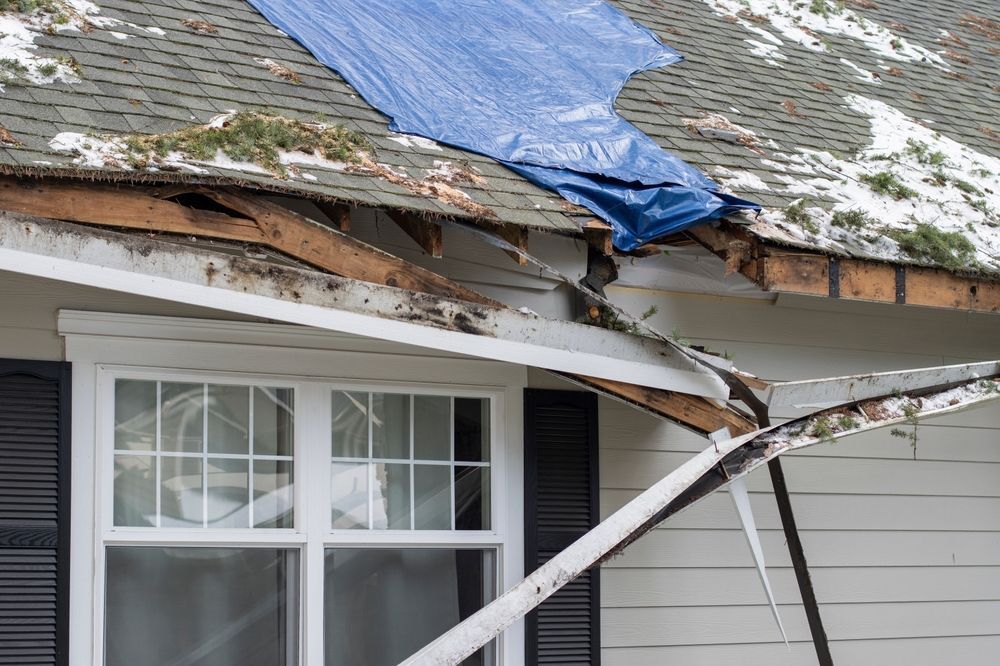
[0,360,70,666]
[524,389,600,666]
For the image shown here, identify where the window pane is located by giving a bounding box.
[372,462,409,530]
[160,382,204,453]
[331,462,368,529]
[113,455,155,527]
[455,467,490,530]
[332,391,369,458]
[414,464,451,530]
[253,460,293,528]
[325,548,495,666]
[160,456,203,527]
[114,380,156,451]
[253,387,294,457]
[106,547,299,666]
[372,393,409,459]
[207,458,249,528]
[455,398,489,462]
[207,384,249,455]
[414,395,450,460]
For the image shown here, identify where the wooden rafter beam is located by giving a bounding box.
[387,210,443,258]
[688,222,1000,315]
[474,219,529,266]
[0,175,755,436]
[570,373,757,436]
[315,201,351,232]
[582,218,613,256]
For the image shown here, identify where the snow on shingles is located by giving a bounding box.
[703,0,945,72]
[714,96,1000,271]
[0,0,164,92]
[387,132,443,152]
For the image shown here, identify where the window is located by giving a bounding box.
[97,369,509,666]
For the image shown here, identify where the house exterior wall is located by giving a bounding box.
[598,287,1000,665]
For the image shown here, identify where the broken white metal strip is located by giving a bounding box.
[761,361,1000,407]
[400,377,1000,664]
[729,475,788,645]
[0,213,727,397]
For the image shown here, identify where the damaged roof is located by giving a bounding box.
[0,0,997,274]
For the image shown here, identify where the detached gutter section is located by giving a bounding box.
[402,371,1000,664]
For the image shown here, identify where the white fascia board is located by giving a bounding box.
[763,361,1000,407]
[0,214,727,398]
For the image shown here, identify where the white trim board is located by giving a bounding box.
[0,213,726,398]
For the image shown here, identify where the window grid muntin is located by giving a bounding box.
[332,392,490,532]
[112,379,294,529]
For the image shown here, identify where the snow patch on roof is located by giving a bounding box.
[704,0,945,69]
[0,0,168,93]
[748,96,1000,272]
[387,132,442,152]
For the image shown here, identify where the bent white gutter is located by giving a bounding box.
[0,213,726,397]
[401,376,1000,665]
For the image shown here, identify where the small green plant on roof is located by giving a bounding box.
[0,58,27,84]
[861,171,918,200]
[809,0,831,17]
[670,326,691,347]
[0,0,58,12]
[830,208,873,230]
[952,179,981,196]
[783,199,820,234]
[123,111,371,176]
[904,139,947,166]
[887,223,976,271]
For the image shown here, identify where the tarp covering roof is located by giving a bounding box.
[245,0,759,249]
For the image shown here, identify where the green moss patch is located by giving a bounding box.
[861,171,918,200]
[888,223,976,271]
[123,111,371,176]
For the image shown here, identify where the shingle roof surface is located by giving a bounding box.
[0,0,996,271]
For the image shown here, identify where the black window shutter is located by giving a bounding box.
[0,360,70,666]
[524,389,600,666]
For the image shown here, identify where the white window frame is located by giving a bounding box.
[61,311,526,666]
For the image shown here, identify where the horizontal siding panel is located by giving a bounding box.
[601,634,1000,666]
[601,490,1000,532]
[601,566,1000,607]
[603,600,1000,647]
[602,450,1000,497]
[604,529,1000,568]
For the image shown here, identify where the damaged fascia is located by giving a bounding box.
[401,372,1000,665]
[0,211,727,397]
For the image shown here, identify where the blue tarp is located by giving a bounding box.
[246,0,759,250]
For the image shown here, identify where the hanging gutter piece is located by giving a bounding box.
[400,370,1000,664]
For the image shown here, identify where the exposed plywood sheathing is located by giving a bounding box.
[688,222,1000,314]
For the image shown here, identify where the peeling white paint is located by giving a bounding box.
[703,0,945,68]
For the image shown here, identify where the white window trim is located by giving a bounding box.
[62,311,526,666]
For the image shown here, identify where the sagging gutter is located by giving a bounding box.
[0,211,726,398]
[401,373,1000,665]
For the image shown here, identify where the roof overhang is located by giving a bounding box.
[0,211,727,398]
[686,220,1000,315]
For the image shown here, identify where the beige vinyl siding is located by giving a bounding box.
[599,287,1000,665]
